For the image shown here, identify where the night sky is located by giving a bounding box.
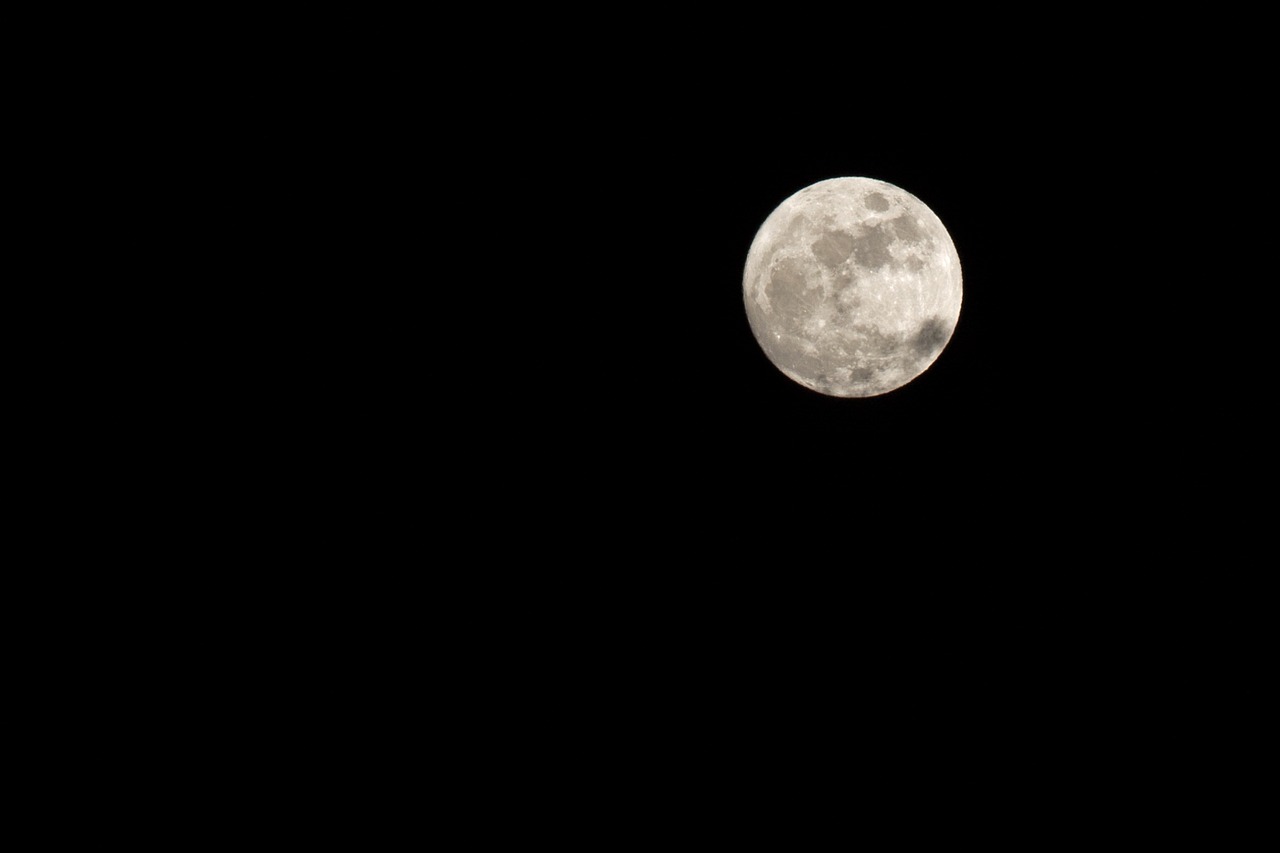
[432,18,1269,746]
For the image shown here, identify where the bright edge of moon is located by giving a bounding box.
[743,177,962,398]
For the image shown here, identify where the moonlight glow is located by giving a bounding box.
[743,177,962,397]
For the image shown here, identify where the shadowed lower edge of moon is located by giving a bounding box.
[755,313,957,398]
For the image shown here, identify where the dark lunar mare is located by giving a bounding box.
[911,317,949,359]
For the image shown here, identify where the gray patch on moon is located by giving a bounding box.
[811,230,856,267]
[865,192,890,211]
[851,224,895,270]
[766,257,820,319]
[910,317,950,358]
[889,214,925,243]
[781,214,808,242]
[770,257,806,291]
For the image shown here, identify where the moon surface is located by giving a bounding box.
[743,177,962,397]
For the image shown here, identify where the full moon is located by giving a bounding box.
[743,177,962,397]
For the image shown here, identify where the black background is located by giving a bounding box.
[27,9,1267,820]
[396,17,1270,743]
